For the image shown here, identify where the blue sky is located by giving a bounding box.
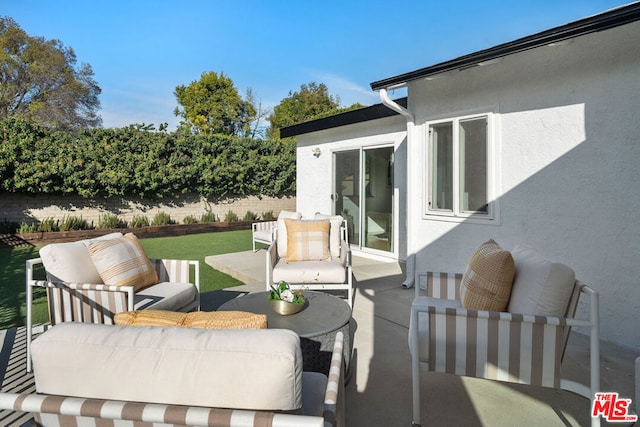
[2,0,631,131]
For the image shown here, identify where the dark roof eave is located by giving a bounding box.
[280,97,407,138]
[371,2,640,91]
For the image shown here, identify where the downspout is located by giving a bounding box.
[379,88,414,121]
[378,89,416,288]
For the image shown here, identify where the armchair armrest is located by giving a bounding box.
[265,241,278,290]
[323,331,345,427]
[415,271,463,300]
[339,239,351,267]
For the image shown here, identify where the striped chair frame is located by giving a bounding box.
[0,332,344,427]
[25,258,200,372]
[410,272,600,427]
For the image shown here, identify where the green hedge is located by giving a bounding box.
[0,118,296,199]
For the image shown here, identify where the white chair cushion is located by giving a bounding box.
[39,232,123,283]
[507,245,575,317]
[134,282,197,311]
[31,323,304,411]
[276,210,302,258]
[273,259,346,284]
[314,214,344,258]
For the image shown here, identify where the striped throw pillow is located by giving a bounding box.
[284,218,330,262]
[88,233,158,291]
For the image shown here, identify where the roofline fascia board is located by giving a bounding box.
[279,98,408,138]
[370,2,640,91]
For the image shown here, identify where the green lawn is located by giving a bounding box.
[0,230,252,330]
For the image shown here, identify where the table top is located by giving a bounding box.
[218,291,351,338]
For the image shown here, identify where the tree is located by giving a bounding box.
[173,71,255,136]
[245,87,272,139]
[0,17,102,130]
[267,82,340,138]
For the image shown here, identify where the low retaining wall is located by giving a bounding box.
[0,193,296,226]
[9,221,256,246]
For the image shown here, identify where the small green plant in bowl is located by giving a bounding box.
[269,281,305,315]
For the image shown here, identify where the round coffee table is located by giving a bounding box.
[218,291,352,375]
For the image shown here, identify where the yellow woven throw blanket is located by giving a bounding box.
[115,309,268,329]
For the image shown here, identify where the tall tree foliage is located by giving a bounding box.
[267,82,341,138]
[174,71,256,136]
[0,17,102,130]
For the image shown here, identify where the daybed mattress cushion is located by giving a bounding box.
[31,323,303,411]
[39,232,123,283]
[273,259,346,284]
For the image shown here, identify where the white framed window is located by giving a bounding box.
[426,113,496,221]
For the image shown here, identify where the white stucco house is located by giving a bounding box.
[281,3,640,351]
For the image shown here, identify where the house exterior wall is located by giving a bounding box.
[406,21,640,349]
[295,115,408,259]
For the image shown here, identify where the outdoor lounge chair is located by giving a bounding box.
[25,232,199,372]
[409,242,600,427]
[266,212,353,307]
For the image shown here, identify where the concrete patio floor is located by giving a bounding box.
[206,250,639,427]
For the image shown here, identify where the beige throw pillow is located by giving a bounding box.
[460,239,515,312]
[284,219,330,262]
[88,233,158,291]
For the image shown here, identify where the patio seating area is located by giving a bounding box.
[1,250,637,426]
[206,251,638,426]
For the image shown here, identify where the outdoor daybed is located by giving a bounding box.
[0,323,345,427]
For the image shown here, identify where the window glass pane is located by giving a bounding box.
[459,117,487,213]
[430,123,453,211]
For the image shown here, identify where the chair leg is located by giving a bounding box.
[411,308,421,426]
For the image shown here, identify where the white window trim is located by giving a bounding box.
[423,112,500,224]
